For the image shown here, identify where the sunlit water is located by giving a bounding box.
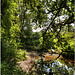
[43,59,74,75]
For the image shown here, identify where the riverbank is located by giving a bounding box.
[16,51,74,73]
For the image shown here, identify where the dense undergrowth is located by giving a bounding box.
[1,0,74,74]
[1,49,27,75]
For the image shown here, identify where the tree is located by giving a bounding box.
[1,0,74,74]
[22,0,74,57]
[1,0,20,64]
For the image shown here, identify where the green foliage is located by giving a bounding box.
[1,0,20,61]
[16,49,26,61]
[1,61,28,75]
[1,61,10,74]
[53,31,74,59]
[23,32,40,50]
[1,0,74,74]
[1,0,21,74]
[39,32,55,50]
[23,50,26,58]
[1,38,17,61]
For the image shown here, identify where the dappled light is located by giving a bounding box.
[1,0,74,75]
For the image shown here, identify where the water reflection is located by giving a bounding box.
[35,58,74,75]
[43,59,74,75]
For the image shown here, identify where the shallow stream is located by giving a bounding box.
[35,56,74,75]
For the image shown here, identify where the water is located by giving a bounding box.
[35,52,74,75]
[43,59,74,75]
